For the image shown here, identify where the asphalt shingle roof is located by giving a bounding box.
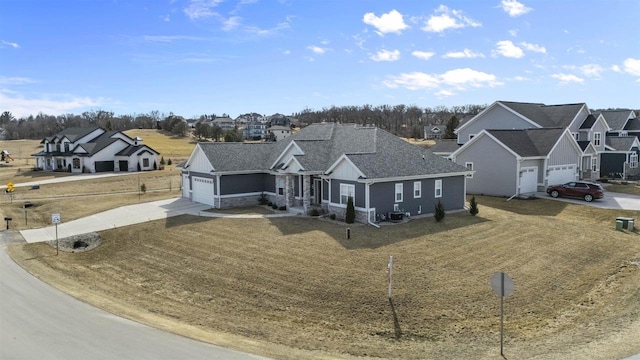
[624,118,640,131]
[487,128,566,157]
[428,139,461,154]
[579,114,596,129]
[198,123,467,178]
[499,101,585,128]
[598,110,635,131]
[605,136,638,151]
[42,127,101,143]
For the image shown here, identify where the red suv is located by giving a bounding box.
[546,181,605,202]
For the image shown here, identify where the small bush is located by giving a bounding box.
[167,158,172,165]
[469,196,479,216]
[278,206,286,211]
[309,208,320,216]
[434,200,445,222]
[258,193,268,205]
[267,202,273,207]
[345,196,355,224]
[329,213,336,220]
[272,204,278,209]
[140,183,147,194]
[160,156,165,165]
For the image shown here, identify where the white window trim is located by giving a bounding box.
[435,179,442,198]
[465,162,473,178]
[413,181,421,198]
[395,183,403,203]
[593,132,601,146]
[630,153,638,168]
[340,183,355,205]
[572,132,579,141]
[591,158,597,171]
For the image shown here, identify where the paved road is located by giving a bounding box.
[535,190,640,211]
[0,231,267,360]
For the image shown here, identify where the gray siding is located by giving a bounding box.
[601,153,627,176]
[548,133,581,167]
[369,176,465,216]
[458,105,534,145]
[220,173,267,195]
[456,134,518,196]
[264,174,275,193]
[330,179,365,208]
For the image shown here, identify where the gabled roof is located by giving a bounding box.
[605,136,639,151]
[577,141,591,151]
[579,114,597,129]
[624,118,640,131]
[194,123,467,178]
[486,128,566,157]
[115,145,159,156]
[500,101,586,128]
[42,127,101,143]
[597,110,636,131]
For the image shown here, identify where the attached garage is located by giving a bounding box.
[519,167,538,194]
[95,161,115,172]
[192,176,215,206]
[547,164,576,186]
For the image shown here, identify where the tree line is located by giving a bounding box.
[1,103,489,140]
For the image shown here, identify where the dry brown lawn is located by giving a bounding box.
[401,138,436,149]
[605,183,640,196]
[8,196,640,359]
[124,129,196,165]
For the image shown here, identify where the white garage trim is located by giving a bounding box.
[192,176,215,206]
[519,166,538,194]
[547,164,576,186]
[182,174,191,199]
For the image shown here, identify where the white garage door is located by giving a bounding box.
[182,174,190,199]
[519,167,538,194]
[192,176,215,206]
[547,165,576,186]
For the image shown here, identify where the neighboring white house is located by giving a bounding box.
[33,127,160,173]
[267,125,292,141]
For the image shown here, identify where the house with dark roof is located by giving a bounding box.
[33,127,159,173]
[601,136,640,179]
[423,125,444,140]
[180,123,471,224]
[450,128,582,197]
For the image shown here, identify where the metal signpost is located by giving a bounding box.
[387,256,393,299]
[52,213,61,255]
[491,272,514,357]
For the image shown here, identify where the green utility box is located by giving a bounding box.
[615,220,623,231]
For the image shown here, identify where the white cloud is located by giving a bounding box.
[184,0,223,20]
[578,64,605,77]
[0,91,102,118]
[508,29,518,37]
[142,35,204,43]
[500,0,532,17]
[245,21,290,36]
[0,77,35,85]
[1,40,20,48]
[493,40,524,58]
[623,58,640,76]
[362,9,409,35]
[383,68,501,92]
[513,76,530,81]
[422,5,481,33]
[443,49,485,59]
[412,51,435,61]
[435,89,455,97]
[611,64,622,73]
[308,45,326,55]
[520,41,546,54]
[440,68,501,89]
[551,73,584,84]
[383,72,440,90]
[371,49,400,62]
[222,16,241,31]
[283,50,291,55]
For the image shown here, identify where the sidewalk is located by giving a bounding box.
[19,198,300,243]
[1,172,139,190]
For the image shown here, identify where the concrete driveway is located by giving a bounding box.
[20,197,210,243]
[535,190,640,211]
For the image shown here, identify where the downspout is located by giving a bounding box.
[216,174,221,209]
[507,160,522,201]
[365,182,380,228]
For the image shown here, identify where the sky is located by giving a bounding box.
[0,0,639,119]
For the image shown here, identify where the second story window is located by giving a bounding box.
[593,132,601,146]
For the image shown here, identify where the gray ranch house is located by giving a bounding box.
[33,127,159,173]
[181,123,471,224]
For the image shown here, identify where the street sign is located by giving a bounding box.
[491,272,514,297]
[490,272,514,357]
[52,213,61,224]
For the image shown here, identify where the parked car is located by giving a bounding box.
[546,181,605,202]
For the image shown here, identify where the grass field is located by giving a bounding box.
[124,129,197,165]
[8,196,640,360]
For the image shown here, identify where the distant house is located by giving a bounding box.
[244,121,267,140]
[267,125,291,141]
[601,136,640,179]
[211,117,236,132]
[423,125,444,140]
[267,114,292,128]
[180,123,471,224]
[32,127,159,173]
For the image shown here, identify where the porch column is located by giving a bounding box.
[302,175,311,211]
[284,175,295,208]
